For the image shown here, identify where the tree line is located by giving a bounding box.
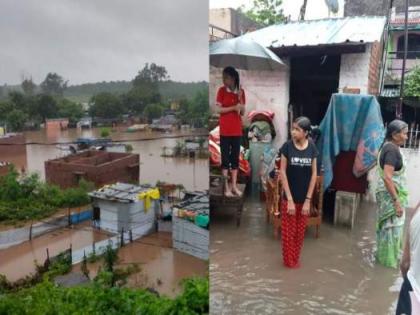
[0,63,209,131]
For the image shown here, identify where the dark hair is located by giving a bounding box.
[385,119,408,140]
[293,116,312,138]
[311,125,321,142]
[222,66,240,91]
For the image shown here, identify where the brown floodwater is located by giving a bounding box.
[73,232,208,297]
[210,196,409,315]
[22,127,208,191]
[0,222,109,282]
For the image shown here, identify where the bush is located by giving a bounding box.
[100,127,111,138]
[0,277,209,314]
[0,171,93,224]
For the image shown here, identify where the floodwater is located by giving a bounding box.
[0,222,109,282]
[22,127,208,191]
[73,232,208,297]
[210,197,409,315]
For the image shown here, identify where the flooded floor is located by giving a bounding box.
[73,232,208,297]
[210,196,405,315]
[22,128,208,191]
[0,222,109,282]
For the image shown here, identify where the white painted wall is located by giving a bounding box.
[210,63,290,150]
[338,44,372,94]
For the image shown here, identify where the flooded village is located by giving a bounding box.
[0,113,209,298]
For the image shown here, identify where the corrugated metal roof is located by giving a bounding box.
[242,16,386,48]
[89,183,152,203]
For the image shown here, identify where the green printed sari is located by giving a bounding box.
[375,146,408,268]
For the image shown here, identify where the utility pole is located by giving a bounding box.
[398,0,409,119]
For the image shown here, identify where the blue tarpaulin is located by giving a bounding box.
[70,210,93,224]
[318,94,385,191]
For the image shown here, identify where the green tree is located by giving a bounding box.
[0,85,5,100]
[57,98,84,124]
[125,63,168,114]
[40,72,68,96]
[35,94,58,121]
[0,101,13,122]
[404,66,420,97]
[6,109,27,131]
[8,91,27,112]
[89,92,124,118]
[241,0,286,26]
[143,103,163,122]
[133,63,168,86]
[21,77,37,95]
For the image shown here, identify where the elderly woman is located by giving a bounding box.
[376,119,409,268]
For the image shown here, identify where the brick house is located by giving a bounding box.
[0,133,27,173]
[45,150,139,189]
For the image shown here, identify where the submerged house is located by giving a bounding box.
[0,133,27,173]
[45,150,139,189]
[88,183,159,235]
[210,16,386,148]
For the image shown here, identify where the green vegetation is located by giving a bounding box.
[405,66,420,98]
[100,127,111,138]
[0,167,93,224]
[240,0,286,26]
[0,277,209,315]
[0,243,209,314]
[0,64,208,131]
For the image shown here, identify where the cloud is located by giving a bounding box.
[0,0,209,85]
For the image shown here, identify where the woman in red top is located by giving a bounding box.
[216,66,245,197]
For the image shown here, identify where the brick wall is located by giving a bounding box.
[45,151,140,189]
[0,134,27,172]
[339,44,372,94]
[368,41,383,95]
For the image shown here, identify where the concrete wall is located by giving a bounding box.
[344,0,420,17]
[339,44,372,94]
[209,8,261,41]
[210,8,233,32]
[210,64,290,150]
[387,31,420,81]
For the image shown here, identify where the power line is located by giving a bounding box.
[0,132,208,146]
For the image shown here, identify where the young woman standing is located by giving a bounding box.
[215,66,245,197]
[278,117,318,268]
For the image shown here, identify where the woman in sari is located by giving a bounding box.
[376,119,409,268]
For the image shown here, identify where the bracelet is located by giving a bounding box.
[305,197,311,200]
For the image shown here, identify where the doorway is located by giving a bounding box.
[289,55,341,126]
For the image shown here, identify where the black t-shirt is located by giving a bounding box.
[280,140,318,204]
[379,142,402,171]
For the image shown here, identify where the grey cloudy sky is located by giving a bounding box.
[0,0,209,86]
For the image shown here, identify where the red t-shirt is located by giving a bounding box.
[216,86,246,136]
